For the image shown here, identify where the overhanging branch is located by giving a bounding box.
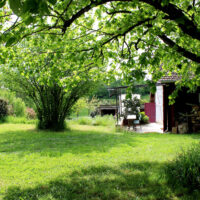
[159,34,200,63]
[141,0,200,41]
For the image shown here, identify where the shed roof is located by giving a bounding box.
[98,105,118,110]
[158,72,181,83]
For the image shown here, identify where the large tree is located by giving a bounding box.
[1,0,200,90]
[0,35,105,130]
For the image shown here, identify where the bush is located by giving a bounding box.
[26,107,36,119]
[140,112,149,124]
[164,143,200,191]
[0,98,8,121]
[13,98,26,116]
[0,90,26,117]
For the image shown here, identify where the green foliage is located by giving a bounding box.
[13,98,26,116]
[0,0,200,96]
[0,98,8,121]
[131,80,151,96]
[165,143,200,191]
[72,98,87,117]
[140,112,149,124]
[99,98,116,105]
[1,0,200,107]
[0,35,106,131]
[140,95,150,104]
[0,89,26,117]
[92,80,125,99]
[87,96,100,114]
[0,0,6,8]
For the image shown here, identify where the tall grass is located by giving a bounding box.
[5,116,37,124]
[71,115,115,127]
[164,143,200,191]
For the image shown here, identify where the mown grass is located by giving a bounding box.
[0,123,200,200]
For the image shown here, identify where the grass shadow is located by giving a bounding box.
[3,161,200,200]
[0,125,139,156]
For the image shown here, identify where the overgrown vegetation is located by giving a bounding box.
[165,143,200,192]
[0,89,26,117]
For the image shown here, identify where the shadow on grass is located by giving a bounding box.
[3,161,199,200]
[0,127,139,156]
[1,124,200,156]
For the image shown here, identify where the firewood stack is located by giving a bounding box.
[191,105,200,132]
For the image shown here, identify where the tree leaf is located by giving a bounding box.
[24,15,34,25]
[39,1,50,15]
[6,37,17,47]
[0,0,6,8]
[47,0,57,5]
[22,0,38,14]
[9,0,22,15]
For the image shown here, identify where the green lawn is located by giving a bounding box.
[0,123,200,200]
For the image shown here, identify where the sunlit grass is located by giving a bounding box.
[0,123,200,200]
[4,116,37,124]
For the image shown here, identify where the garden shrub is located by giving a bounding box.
[140,112,149,124]
[0,89,26,117]
[0,98,8,121]
[164,143,200,191]
[13,98,26,116]
[26,107,36,119]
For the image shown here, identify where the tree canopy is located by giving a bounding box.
[1,0,200,91]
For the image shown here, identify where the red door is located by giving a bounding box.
[144,103,156,123]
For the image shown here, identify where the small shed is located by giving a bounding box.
[98,105,118,116]
[155,74,200,133]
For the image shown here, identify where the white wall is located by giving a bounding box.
[155,86,163,123]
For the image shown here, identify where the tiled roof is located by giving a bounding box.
[158,72,181,83]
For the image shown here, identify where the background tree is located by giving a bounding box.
[87,96,100,116]
[72,98,87,118]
